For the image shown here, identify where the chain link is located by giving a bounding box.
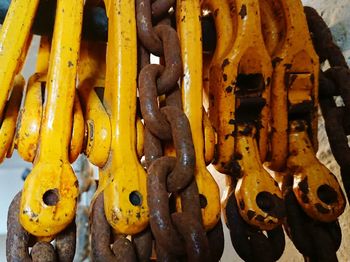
[7,192,76,262]
[91,194,139,262]
[136,2,214,260]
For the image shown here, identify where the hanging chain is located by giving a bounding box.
[7,192,76,262]
[136,0,213,260]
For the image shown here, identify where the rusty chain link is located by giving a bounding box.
[6,192,76,262]
[91,193,145,262]
[136,2,218,260]
[91,193,153,262]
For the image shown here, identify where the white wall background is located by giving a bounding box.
[1,1,350,261]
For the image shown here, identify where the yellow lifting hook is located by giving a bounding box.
[176,0,221,231]
[208,0,284,230]
[20,0,84,237]
[98,0,149,235]
[261,0,346,222]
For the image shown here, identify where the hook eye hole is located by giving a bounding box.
[199,194,208,208]
[43,189,60,206]
[129,191,143,206]
[256,191,275,213]
[317,184,338,205]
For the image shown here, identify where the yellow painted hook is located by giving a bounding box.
[20,0,84,237]
[176,0,221,231]
[100,0,149,235]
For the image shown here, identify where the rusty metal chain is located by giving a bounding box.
[90,181,153,261]
[271,6,350,261]
[6,192,76,262]
[136,2,215,260]
[91,193,150,262]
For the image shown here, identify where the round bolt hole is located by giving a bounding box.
[129,191,143,206]
[199,194,208,209]
[256,191,275,212]
[43,189,60,206]
[317,185,338,205]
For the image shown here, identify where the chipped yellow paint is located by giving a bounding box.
[100,0,149,235]
[201,0,236,129]
[176,0,221,231]
[260,0,319,171]
[203,111,215,165]
[206,0,284,230]
[288,121,346,222]
[233,125,283,230]
[20,0,84,237]
[209,0,271,174]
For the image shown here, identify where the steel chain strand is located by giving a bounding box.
[175,0,224,259]
[164,91,210,261]
[147,103,200,256]
[139,66,196,192]
[136,35,162,262]
[164,29,223,262]
[91,193,137,262]
[136,0,181,94]
[303,7,348,69]
[145,90,209,261]
[132,228,153,262]
[135,0,177,55]
[7,192,76,262]
[137,7,210,259]
[136,12,183,261]
[147,156,186,257]
[171,212,209,261]
[324,67,350,134]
